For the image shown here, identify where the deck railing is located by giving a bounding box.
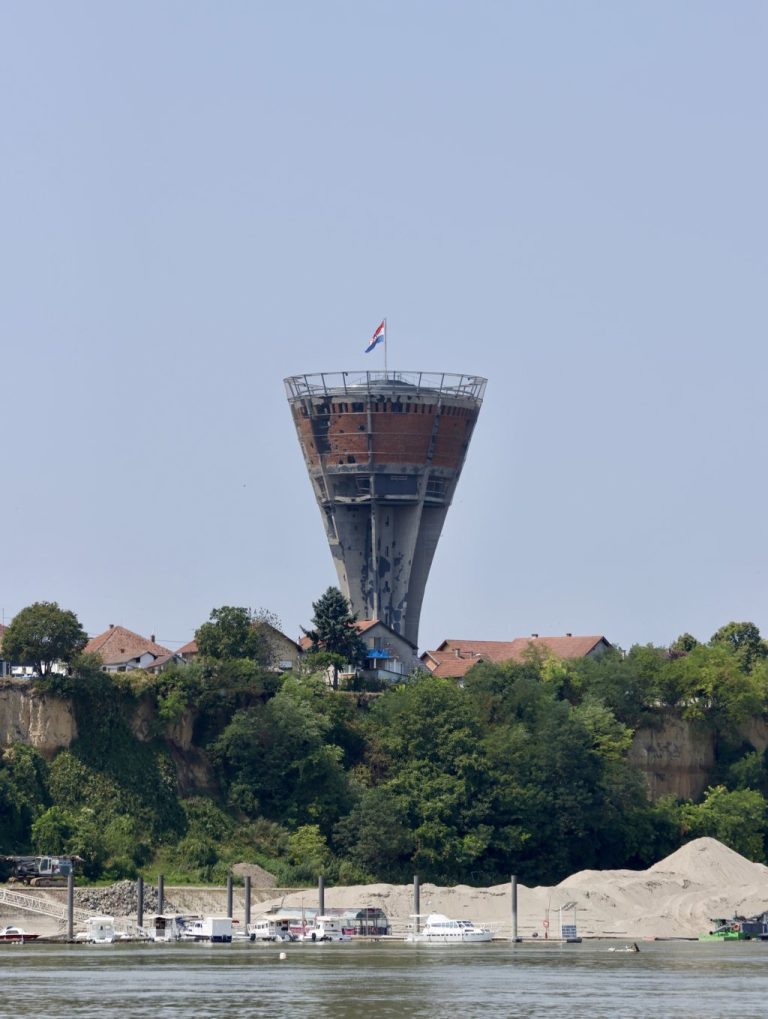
[285,371,487,402]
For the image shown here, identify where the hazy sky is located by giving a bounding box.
[2,1,766,653]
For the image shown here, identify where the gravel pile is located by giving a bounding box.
[75,880,176,917]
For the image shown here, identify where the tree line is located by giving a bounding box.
[1,597,768,885]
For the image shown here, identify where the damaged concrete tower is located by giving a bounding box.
[285,370,486,647]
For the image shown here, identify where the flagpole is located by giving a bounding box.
[384,316,388,378]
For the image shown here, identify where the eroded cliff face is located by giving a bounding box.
[629,718,715,801]
[0,683,761,804]
[0,683,216,793]
[129,699,217,794]
[0,681,77,755]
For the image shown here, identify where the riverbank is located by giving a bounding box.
[2,838,766,940]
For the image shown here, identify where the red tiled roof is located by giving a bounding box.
[420,650,485,678]
[355,620,380,634]
[299,619,416,652]
[178,639,198,656]
[84,625,172,664]
[422,635,612,678]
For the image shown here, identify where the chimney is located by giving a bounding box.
[565,632,572,637]
[531,633,539,638]
[109,624,114,629]
[151,634,156,643]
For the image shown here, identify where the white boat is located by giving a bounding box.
[298,915,351,942]
[180,916,233,943]
[150,914,193,942]
[0,926,39,943]
[247,916,300,942]
[75,916,116,944]
[405,913,493,944]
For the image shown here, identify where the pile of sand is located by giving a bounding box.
[3,838,768,939]
[235,838,768,939]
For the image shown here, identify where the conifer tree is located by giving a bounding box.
[302,587,367,688]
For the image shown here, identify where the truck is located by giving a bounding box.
[2,855,79,887]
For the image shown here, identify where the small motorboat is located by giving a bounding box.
[0,926,40,943]
[608,943,640,953]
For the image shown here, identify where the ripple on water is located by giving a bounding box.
[3,940,768,1019]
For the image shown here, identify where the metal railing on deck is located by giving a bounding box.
[284,371,487,402]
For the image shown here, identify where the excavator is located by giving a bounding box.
[1,855,80,887]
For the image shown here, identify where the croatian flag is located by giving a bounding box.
[365,319,386,353]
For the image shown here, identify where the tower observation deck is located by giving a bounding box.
[285,370,486,648]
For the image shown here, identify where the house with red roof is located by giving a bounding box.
[421,634,613,680]
[85,625,183,673]
[300,619,419,683]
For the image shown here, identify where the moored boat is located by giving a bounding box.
[75,916,116,944]
[150,914,194,942]
[298,916,351,942]
[405,913,493,944]
[0,926,39,943]
[180,916,233,943]
[247,916,300,942]
[699,915,768,941]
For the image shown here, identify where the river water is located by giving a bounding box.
[2,939,767,1019]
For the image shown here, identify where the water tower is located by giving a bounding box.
[285,370,486,648]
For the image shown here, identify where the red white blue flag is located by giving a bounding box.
[365,319,386,353]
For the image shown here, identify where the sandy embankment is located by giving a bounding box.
[2,838,767,940]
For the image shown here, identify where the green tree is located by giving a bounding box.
[681,785,767,861]
[334,786,415,882]
[725,751,768,797]
[670,633,699,656]
[673,644,765,729]
[287,824,333,881]
[710,621,768,673]
[195,606,275,664]
[2,602,87,675]
[302,588,366,688]
[211,677,352,829]
[0,745,50,849]
[30,806,77,853]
